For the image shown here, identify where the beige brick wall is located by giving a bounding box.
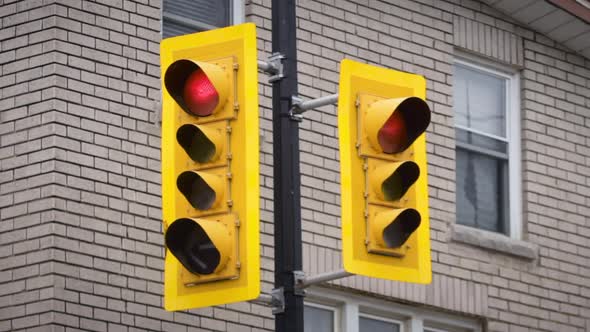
[0,0,588,331]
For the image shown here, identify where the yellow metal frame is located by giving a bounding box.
[160,23,260,310]
[338,59,431,284]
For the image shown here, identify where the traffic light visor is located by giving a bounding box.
[165,218,231,275]
[373,161,420,201]
[374,209,421,248]
[367,97,431,154]
[164,59,229,117]
[177,171,224,210]
[177,124,223,163]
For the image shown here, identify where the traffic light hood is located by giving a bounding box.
[165,218,232,275]
[374,209,421,248]
[366,97,431,154]
[177,171,224,211]
[164,59,230,117]
[372,161,420,201]
[177,124,224,163]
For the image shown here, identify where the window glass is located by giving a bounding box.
[163,20,200,38]
[454,64,506,138]
[425,323,473,332]
[359,316,400,332]
[163,0,230,37]
[454,60,512,235]
[304,305,334,332]
[456,142,509,233]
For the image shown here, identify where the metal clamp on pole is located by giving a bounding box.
[270,287,286,314]
[293,270,306,296]
[295,269,353,289]
[289,93,339,120]
[258,52,285,83]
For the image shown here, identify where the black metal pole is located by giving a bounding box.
[271,0,303,331]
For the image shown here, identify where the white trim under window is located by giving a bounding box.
[454,53,522,240]
[305,288,482,332]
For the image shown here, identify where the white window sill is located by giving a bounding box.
[450,224,538,261]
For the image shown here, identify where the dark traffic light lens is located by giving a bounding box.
[381,162,419,201]
[177,125,217,163]
[165,218,220,275]
[183,68,219,116]
[378,97,431,154]
[177,171,216,210]
[382,209,420,248]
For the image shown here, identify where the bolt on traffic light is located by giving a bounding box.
[160,23,260,311]
[338,59,432,284]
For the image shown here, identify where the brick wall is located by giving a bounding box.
[1,1,67,330]
[1,0,589,331]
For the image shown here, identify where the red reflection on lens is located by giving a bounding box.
[183,68,219,116]
[378,110,407,154]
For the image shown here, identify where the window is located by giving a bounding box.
[423,322,476,332]
[305,288,482,332]
[304,303,337,332]
[359,314,401,332]
[453,55,521,238]
[162,0,243,38]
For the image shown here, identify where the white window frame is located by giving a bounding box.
[305,288,482,332]
[454,53,522,240]
[161,0,244,33]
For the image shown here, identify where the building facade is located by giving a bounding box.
[1,0,589,331]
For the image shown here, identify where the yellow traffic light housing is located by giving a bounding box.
[338,59,432,283]
[160,23,260,310]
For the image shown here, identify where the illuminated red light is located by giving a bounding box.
[183,68,219,116]
[378,110,407,154]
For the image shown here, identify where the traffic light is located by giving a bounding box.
[338,59,432,283]
[160,23,260,311]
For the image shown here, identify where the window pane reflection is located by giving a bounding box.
[454,64,506,138]
[359,316,400,332]
[304,305,333,332]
